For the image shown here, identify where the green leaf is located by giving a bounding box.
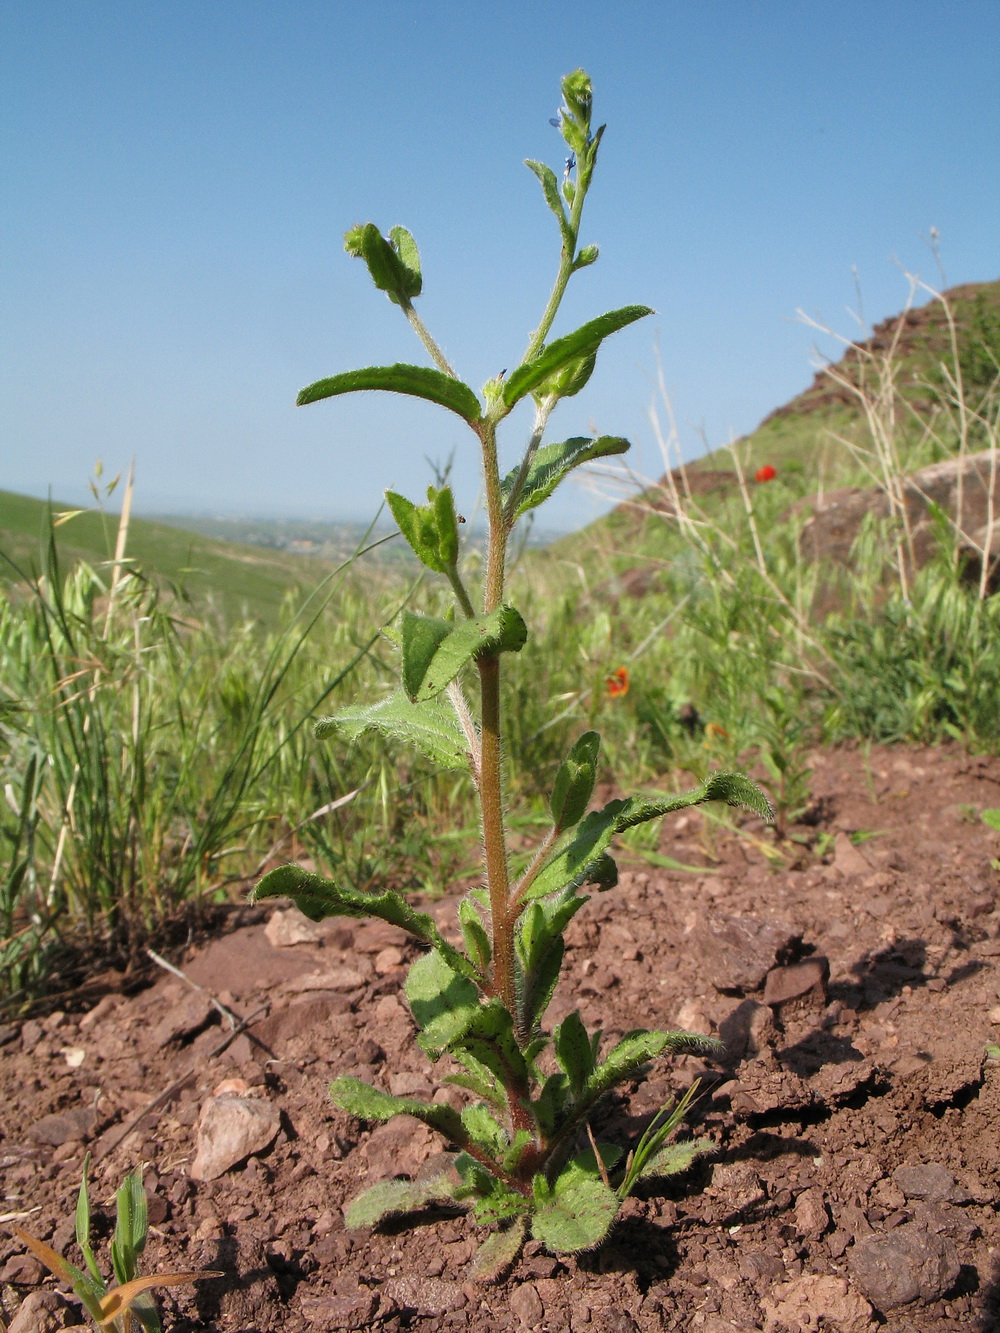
[525,772,773,901]
[553,1011,594,1098]
[111,1168,148,1286]
[460,1103,508,1157]
[531,1153,619,1253]
[321,689,470,770]
[502,307,653,409]
[405,948,481,1051]
[524,160,571,243]
[637,1137,712,1182]
[470,1217,528,1283]
[330,1076,465,1143]
[401,605,527,702]
[389,225,422,295]
[74,1154,104,1291]
[550,730,601,830]
[344,222,422,305]
[457,999,530,1091]
[534,1072,571,1138]
[343,1172,460,1229]
[386,486,460,573]
[252,865,471,974]
[297,364,481,425]
[981,808,1000,832]
[587,1029,723,1103]
[459,897,491,973]
[502,436,630,521]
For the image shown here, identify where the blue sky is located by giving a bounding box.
[2,1,998,530]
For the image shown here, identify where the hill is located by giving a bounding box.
[0,489,341,626]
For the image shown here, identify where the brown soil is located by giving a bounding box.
[3,743,1000,1332]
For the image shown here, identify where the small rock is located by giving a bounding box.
[283,966,366,993]
[793,1186,830,1239]
[299,1287,379,1330]
[509,1281,544,1328]
[7,1289,76,1333]
[152,989,215,1046]
[0,1252,45,1284]
[675,998,711,1034]
[847,1221,961,1309]
[189,1094,281,1180]
[718,998,777,1063]
[707,1162,767,1218]
[265,907,321,947]
[19,1019,44,1051]
[381,1276,465,1316]
[833,831,873,877]
[763,956,829,1007]
[387,1070,431,1097]
[892,1162,961,1203]
[374,946,405,974]
[29,1105,97,1146]
[762,1274,874,1333]
[692,915,798,992]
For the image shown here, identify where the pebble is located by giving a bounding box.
[892,1162,963,1203]
[189,1094,281,1180]
[6,1290,74,1333]
[509,1281,544,1327]
[761,1273,874,1333]
[763,956,829,1007]
[265,907,321,947]
[847,1221,961,1309]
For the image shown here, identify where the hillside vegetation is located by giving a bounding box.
[1,277,997,1005]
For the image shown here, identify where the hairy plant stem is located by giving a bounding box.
[522,171,589,365]
[402,300,457,378]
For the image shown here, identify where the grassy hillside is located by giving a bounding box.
[557,278,1000,571]
[0,489,341,626]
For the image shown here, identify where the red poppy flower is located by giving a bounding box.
[754,464,777,483]
[605,666,629,698]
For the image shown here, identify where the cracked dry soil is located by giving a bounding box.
[3,743,1000,1332]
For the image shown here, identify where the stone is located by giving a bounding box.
[509,1282,544,1327]
[691,915,799,992]
[374,946,405,974]
[7,1290,76,1333]
[189,1094,281,1180]
[892,1162,960,1202]
[763,956,829,1007]
[793,1186,830,1239]
[283,966,367,993]
[833,832,872,877]
[381,1276,465,1317]
[847,1221,961,1309]
[28,1105,97,1146]
[718,998,777,1063]
[762,1274,874,1333]
[0,1252,45,1284]
[706,1163,767,1218]
[265,906,321,947]
[151,989,215,1046]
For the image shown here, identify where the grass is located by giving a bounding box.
[1,277,998,1007]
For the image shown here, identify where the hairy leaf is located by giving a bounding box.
[553,1010,594,1097]
[401,605,527,702]
[252,866,472,976]
[459,897,491,974]
[470,1217,528,1283]
[330,1076,465,1143]
[502,436,630,520]
[531,1152,620,1253]
[636,1137,713,1183]
[586,1029,723,1103]
[502,307,652,409]
[525,772,772,900]
[343,1173,460,1229]
[550,730,601,830]
[386,486,460,573]
[297,364,481,424]
[321,689,470,770]
[405,948,482,1052]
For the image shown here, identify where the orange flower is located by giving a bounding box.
[754,464,777,483]
[704,721,729,742]
[605,666,629,698]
